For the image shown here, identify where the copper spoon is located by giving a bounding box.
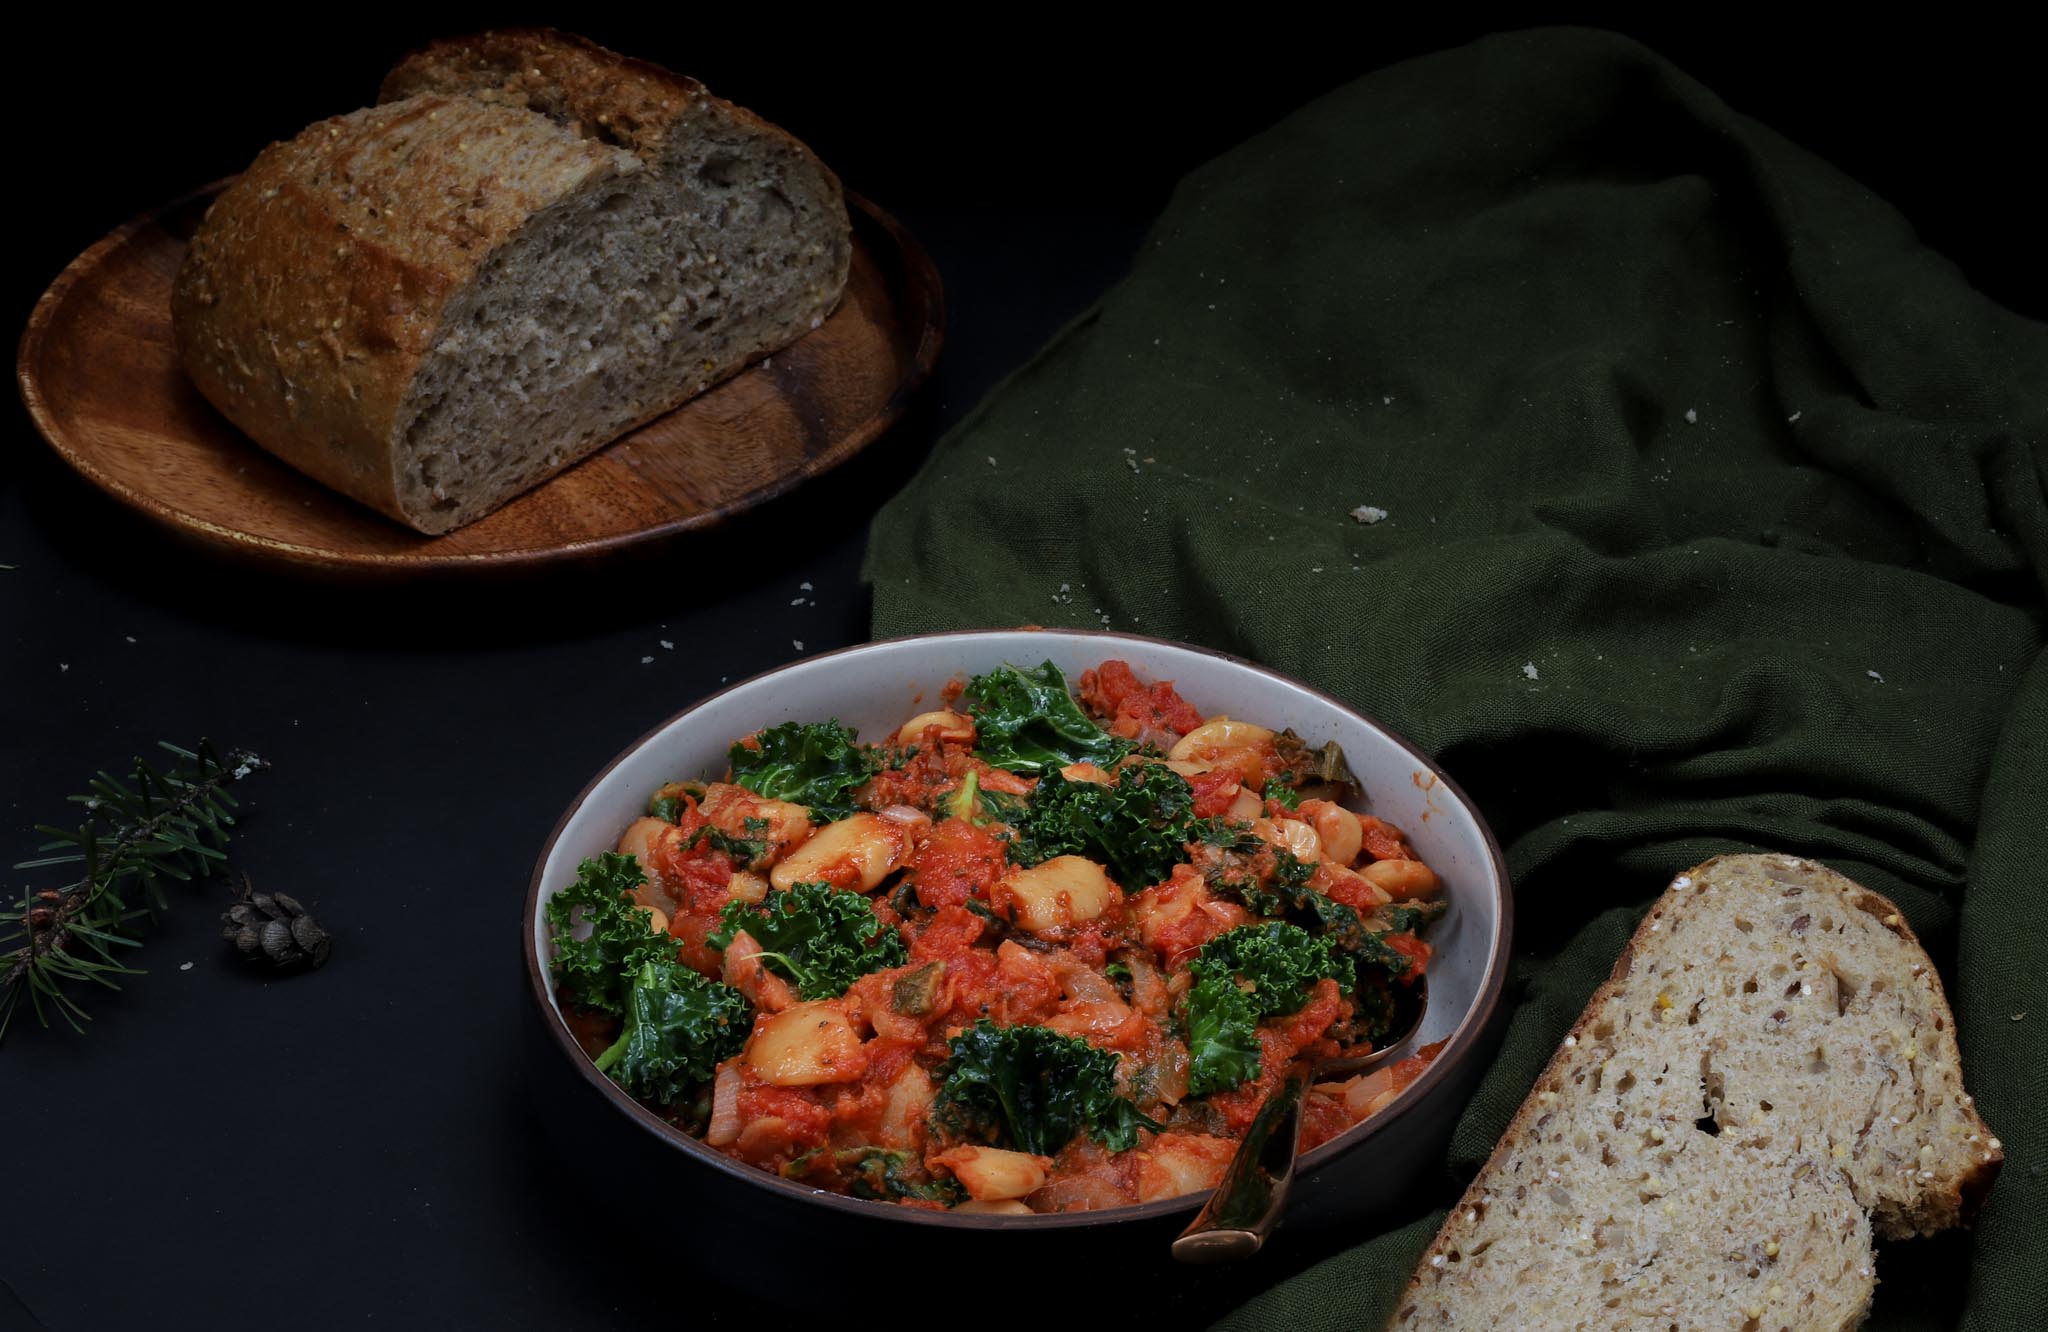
[1172,977,1428,1263]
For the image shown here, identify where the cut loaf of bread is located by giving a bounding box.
[172,29,852,534]
[1391,853,2001,1332]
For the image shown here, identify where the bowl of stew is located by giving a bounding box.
[524,629,1511,1233]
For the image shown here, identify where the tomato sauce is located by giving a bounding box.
[907,818,1006,910]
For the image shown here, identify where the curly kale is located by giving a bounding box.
[961,662,1137,776]
[1184,971,1263,1097]
[708,881,907,1000]
[729,720,876,817]
[1009,765,1200,890]
[1183,922,1356,1095]
[544,853,678,1017]
[932,1019,1161,1155]
[593,957,751,1103]
[1195,921,1356,1014]
[1260,778,1300,810]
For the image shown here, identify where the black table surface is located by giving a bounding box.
[4,13,2035,1330]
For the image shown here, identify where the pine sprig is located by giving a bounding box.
[2,740,265,1041]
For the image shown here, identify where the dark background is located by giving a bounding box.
[3,10,2035,1329]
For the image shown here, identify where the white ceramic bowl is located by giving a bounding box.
[525,629,1512,1231]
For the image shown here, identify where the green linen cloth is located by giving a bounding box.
[863,26,2045,1330]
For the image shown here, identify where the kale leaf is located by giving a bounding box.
[593,957,751,1103]
[544,852,677,1017]
[1260,778,1300,810]
[961,662,1137,776]
[708,881,907,1000]
[1183,922,1355,1095]
[1194,921,1355,1014]
[1009,765,1199,889]
[1184,969,1264,1097]
[728,720,876,816]
[932,1019,1161,1155]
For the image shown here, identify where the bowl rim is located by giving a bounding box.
[524,627,1514,1230]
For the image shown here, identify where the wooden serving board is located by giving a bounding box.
[17,183,943,575]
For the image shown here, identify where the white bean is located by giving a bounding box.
[1360,858,1438,900]
[615,816,669,869]
[1136,1133,1236,1202]
[1168,717,1275,762]
[1004,855,1116,930]
[747,1001,865,1086]
[1300,800,1362,865]
[770,813,904,893]
[934,1146,1050,1201]
[896,710,976,746]
[1254,817,1323,863]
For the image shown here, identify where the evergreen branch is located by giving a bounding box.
[2,740,266,1042]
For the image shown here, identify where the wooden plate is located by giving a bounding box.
[17,182,943,575]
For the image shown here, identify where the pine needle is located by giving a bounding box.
[2,740,265,1042]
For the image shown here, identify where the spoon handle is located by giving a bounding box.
[1170,1069,1310,1262]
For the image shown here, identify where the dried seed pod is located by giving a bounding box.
[220,880,331,971]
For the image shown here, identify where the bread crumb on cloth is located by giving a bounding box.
[1351,505,1389,524]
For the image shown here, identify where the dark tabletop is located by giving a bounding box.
[3,11,2035,1330]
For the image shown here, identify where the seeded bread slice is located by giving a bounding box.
[173,29,851,534]
[1389,853,2001,1332]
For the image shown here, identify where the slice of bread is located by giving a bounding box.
[1390,853,2001,1332]
[173,29,852,534]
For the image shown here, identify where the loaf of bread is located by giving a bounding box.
[172,29,852,534]
[1390,853,2001,1331]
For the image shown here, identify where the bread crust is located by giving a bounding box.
[172,29,852,533]
[380,27,704,158]
[1388,852,2002,1329]
[172,96,630,523]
